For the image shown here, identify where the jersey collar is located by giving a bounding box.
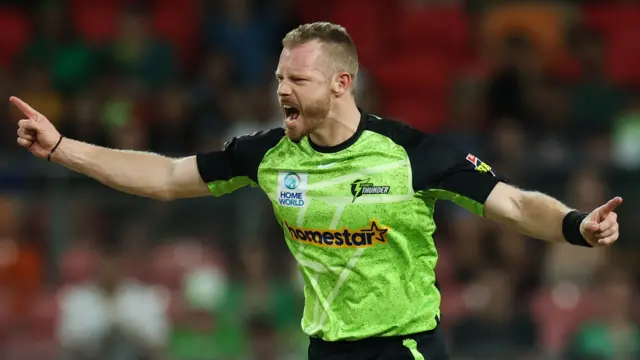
[308,108,367,154]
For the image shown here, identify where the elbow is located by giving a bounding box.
[485,183,526,226]
[507,191,529,226]
[153,191,175,202]
[152,158,184,202]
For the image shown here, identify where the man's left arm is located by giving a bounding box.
[484,182,622,247]
[405,132,622,248]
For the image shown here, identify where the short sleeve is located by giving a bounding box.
[410,135,503,216]
[364,117,503,216]
[196,128,284,196]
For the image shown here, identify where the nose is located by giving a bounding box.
[277,82,292,97]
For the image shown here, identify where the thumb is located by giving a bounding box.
[583,220,599,232]
[19,119,41,131]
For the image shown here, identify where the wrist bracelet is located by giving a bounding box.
[47,136,64,162]
[562,210,592,247]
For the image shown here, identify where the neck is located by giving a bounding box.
[309,101,361,147]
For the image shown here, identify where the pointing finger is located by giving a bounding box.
[599,197,623,216]
[10,96,39,119]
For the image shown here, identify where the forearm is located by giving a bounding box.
[507,191,572,243]
[51,138,177,200]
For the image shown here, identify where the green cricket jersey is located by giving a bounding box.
[196,111,502,342]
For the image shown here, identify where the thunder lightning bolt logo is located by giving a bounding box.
[351,178,371,203]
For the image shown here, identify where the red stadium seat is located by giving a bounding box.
[374,53,452,94]
[295,0,333,23]
[393,5,470,63]
[71,2,121,44]
[583,4,640,85]
[330,0,394,69]
[374,52,452,131]
[151,0,202,70]
[384,96,447,133]
[0,8,31,68]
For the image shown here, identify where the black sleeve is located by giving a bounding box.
[196,128,285,184]
[366,118,503,205]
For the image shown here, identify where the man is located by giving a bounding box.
[13,22,621,360]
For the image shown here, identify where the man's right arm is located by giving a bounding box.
[12,96,284,201]
[51,138,207,201]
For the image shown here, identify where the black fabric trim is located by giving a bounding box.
[308,109,367,153]
[196,127,285,184]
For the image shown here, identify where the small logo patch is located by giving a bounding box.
[466,154,495,176]
[350,178,390,203]
[278,172,308,207]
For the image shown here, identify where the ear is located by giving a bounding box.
[332,72,353,96]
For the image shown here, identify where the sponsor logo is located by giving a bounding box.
[465,154,495,176]
[284,220,390,248]
[284,172,300,190]
[278,172,308,207]
[350,178,390,202]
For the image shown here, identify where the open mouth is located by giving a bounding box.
[283,105,300,123]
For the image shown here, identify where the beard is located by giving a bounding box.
[284,91,331,141]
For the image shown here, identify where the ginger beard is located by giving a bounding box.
[282,86,331,141]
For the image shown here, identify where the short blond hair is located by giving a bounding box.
[283,22,359,92]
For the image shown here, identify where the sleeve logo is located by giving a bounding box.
[466,154,495,176]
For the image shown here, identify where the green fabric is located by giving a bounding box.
[22,37,98,94]
[109,39,176,88]
[169,324,244,360]
[208,176,256,197]
[613,113,640,169]
[423,189,484,216]
[569,321,640,359]
[403,338,426,360]
[209,128,489,341]
[169,281,303,360]
[256,130,447,341]
[101,100,133,129]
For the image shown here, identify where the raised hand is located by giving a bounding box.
[11,96,62,159]
[580,196,623,246]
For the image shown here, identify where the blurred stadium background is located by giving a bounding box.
[0,0,640,359]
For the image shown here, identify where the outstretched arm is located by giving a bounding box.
[484,182,622,247]
[12,96,209,201]
[391,125,622,248]
[52,140,207,201]
[12,96,284,201]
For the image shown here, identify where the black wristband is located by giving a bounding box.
[47,136,64,162]
[562,210,592,247]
